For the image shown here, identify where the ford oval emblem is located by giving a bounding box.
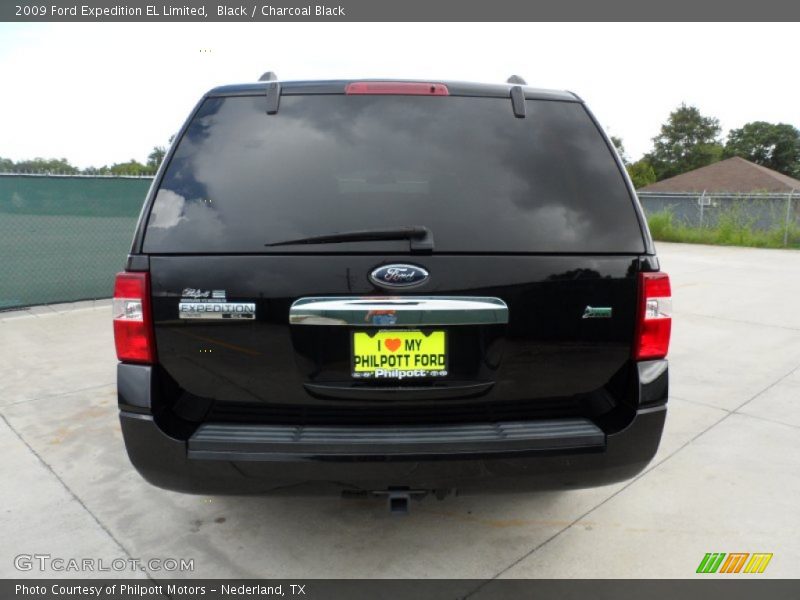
[370,264,429,288]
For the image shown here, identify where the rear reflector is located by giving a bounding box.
[345,82,449,96]
[113,272,156,364]
[633,272,672,361]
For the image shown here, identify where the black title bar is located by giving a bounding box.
[3,0,800,21]
[4,579,800,600]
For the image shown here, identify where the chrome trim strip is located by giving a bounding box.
[289,296,508,326]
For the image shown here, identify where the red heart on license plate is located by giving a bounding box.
[384,338,402,352]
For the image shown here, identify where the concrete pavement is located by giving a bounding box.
[1,243,798,580]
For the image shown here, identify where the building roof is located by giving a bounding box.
[639,157,800,193]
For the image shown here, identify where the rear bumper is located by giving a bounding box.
[120,407,665,495]
[117,361,668,495]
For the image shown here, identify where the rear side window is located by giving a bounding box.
[143,94,644,254]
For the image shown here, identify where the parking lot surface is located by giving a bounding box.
[1,242,799,579]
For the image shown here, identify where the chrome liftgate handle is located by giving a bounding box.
[288,297,509,327]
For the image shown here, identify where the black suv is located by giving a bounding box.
[114,77,671,505]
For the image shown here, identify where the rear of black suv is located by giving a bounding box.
[114,79,671,498]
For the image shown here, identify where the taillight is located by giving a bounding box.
[633,272,672,361]
[345,82,449,96]
[113,272,156,364]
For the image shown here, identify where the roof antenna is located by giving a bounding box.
[259,71,278,82]
[507,75,527,85]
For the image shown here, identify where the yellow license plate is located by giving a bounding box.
[352,330,447,379]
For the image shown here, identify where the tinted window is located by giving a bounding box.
[143,95,644,253]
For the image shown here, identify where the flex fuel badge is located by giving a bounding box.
[178,288,255,320]
[582,306,613,319]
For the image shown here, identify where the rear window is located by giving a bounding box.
[143,94,644,254]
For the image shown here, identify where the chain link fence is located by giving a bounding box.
[0,174,152,310]
[638,191,800,247]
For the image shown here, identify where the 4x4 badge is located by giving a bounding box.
[370,264,429,288]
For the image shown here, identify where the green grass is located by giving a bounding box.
[647,208,800,249]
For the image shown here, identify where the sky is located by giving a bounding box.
[0,22,797,168]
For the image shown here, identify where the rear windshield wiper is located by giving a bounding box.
[266,226,434,253]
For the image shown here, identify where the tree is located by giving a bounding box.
[146,135,176,170]
[646,104,723,180]
[82,165,111,175]
[610,136,629,165]
[147,146,167,169]
[627,159,657,189]
[724,121,800,178]
[10,157,79,174]
[0,157,13,173]
[109,159,150,176]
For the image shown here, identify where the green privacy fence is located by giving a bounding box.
[0,174,152,309]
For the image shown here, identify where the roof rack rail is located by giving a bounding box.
[506,75,527,85]
[259,71,278,82]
